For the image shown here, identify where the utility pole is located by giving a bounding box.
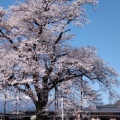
[15,91,18,114]
[4,88,7,120]
[61,97,64,120]
[55,85,58,120]
[80,78,83,120]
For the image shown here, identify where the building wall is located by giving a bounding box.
[110,118,116,120]
[91,117,100,120]
[91,117,117,120]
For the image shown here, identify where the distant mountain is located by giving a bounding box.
[0,99,55,113]
[0,99,36,113]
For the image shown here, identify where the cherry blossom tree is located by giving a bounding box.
[59,79,102,109]
[52,79,103,119]
[0,0,119,119]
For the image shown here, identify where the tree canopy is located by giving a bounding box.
[0,0,119,119]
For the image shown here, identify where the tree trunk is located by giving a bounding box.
[35,104,47,120]
[34,91,49,120]
[32,74,49,120]
[36,110,46,120]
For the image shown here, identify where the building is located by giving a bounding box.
[2,100,120,120]
[90,101,120,120]
[0,112,32,120]
[0,111,55,120]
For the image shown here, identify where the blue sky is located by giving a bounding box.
[71,0,120,103]
[0,0,120,104]
[71,0,120,74]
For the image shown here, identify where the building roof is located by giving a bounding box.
[91,100,120,113]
